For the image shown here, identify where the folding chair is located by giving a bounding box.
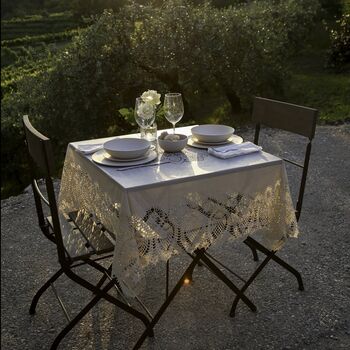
[229,97,318,316]
[23,116,154,349]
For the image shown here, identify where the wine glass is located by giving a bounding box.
[164,93,184,134]
[134,97,156,130]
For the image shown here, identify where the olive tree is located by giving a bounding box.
[198,0,319,113]
[122,1,209,119]
[123,0,319,114]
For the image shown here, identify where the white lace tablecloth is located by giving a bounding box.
[58,126,298,297]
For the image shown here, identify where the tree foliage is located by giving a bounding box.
[1,0,319,198]
[327,13,350,71]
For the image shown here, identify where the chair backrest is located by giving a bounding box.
[252,97,317,139]
[23,115,66,263]
[252,97,318,221]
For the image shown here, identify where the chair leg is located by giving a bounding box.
[245,237,304,291]
[133,251,202,350]
[181,250,256,312]
[244,238,259,261]
[50,280,115,350]
[182,252,204,283]
[200,252,257,313]
[184,264,196,283]
[230,253,274,317]
[64,268,154,337]
[94,273,108,290]
[270,254,304,291]
[165,260,169,299]
[30,268,64,315]
[94,265,112,290]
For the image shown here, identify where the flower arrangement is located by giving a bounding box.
[137,90,161,119]
[141,90,161,106]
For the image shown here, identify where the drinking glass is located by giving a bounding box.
[164,93,184,134]
[134,97,156,130]
[140,122,157,141]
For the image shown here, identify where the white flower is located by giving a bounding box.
[141,90,161,106]
[137,102,155,119]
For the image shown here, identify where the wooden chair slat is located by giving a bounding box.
[68,211,114,253]
[47,216,97,259]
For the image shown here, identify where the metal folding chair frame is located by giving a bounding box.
[24,116,157,349]
[228,97,317,316]
[179,98,317,317]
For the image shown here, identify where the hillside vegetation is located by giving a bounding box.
[1,12,88,97]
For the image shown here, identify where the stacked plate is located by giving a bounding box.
[92,138,157,167]
[188,124,243,149]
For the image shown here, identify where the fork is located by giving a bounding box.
[115,160,172,171]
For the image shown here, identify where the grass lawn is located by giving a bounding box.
[284,17,350,124]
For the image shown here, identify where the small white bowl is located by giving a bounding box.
[103,138,150,159]
[158,134,188,153]
[191,124,234,143]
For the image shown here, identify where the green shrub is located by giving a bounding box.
[1,81,38,198]
[327,13,350,72]
[319,0,344,19]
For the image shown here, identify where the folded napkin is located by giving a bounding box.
[208,141,262,159]
[77,144,103,155]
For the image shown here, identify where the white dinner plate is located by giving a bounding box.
[104,152,148,162]
[103,146,155,162]
[92,149,157,167]
[103,138,150,159]
[191,124,235,143]
[187,135,243,149]
[191,136,236,146]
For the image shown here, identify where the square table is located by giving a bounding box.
[58,125,298,299]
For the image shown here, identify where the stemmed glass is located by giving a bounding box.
[164,93,184,134]
[134,97,156,130]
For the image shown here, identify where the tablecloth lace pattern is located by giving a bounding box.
[158,147,209,163]
[59,148,298,296]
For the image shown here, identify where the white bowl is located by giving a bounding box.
[103,138,150,159]
[191,124,235,143]
[158,134,188,153]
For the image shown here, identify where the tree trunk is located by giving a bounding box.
[226,90,242,115]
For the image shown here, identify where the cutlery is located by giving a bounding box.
[115,160,172,171]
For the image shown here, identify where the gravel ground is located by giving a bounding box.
[1,125,350,350]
